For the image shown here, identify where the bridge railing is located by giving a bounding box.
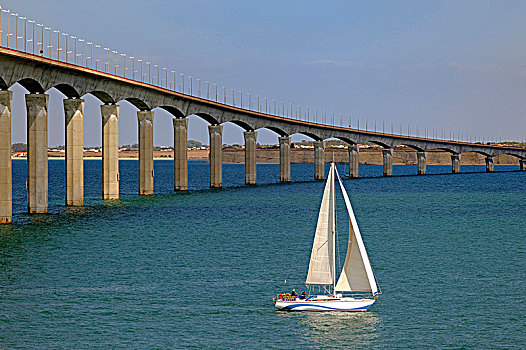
[0,5,517,146]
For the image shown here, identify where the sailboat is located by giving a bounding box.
[274,163,380,311]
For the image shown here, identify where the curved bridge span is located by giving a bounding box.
[0,48,525,223]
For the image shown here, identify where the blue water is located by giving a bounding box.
[1,160,525,348]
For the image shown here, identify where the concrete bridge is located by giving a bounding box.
[0,47,525,224]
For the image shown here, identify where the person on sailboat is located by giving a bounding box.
[291,289,298,297]
[299,291,307,300]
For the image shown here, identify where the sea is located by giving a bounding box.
[0,160,524,349]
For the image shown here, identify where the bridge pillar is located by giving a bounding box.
[382,148,393,177]
[279,136,291,182]
[64,99,84,206]
[244,131,257,185]
[485,156,494,173]
[138,111,154,195]
[0,91,12,223]
[417,151,427,175]
[451,154,460,174]
[208,125,223,188]
[521,159,526,171]
[101,104,119,200]
[173,118,188,191]
[314,141,325,180]
[26,94,49,213]
[348,144,359,178]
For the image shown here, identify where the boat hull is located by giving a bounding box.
[274,297,376,312]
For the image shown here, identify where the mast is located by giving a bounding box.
[330,163,336,294]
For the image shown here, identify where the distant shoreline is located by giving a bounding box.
[10,147,521,165]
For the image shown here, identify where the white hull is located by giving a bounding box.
[274,297,376,312]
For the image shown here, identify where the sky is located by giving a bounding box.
[2,0,526,146]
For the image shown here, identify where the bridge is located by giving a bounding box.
[0,9,525,224]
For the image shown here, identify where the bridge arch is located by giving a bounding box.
[53,84,81,99]
[368,140,392,149]
[335,136,357,145]
[87,90,116,104]
[17,78,45,94]
[0,75,8,90]
[194,112,219,125]
[260,126,287,137]
[159,106,185,119]
[459,150,491,157]
[291,131,322,141]
[397,143,424,152]
[124,97,150,111]
[228,119,254,131]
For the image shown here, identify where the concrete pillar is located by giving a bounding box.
[279,136,291,182]
[244,131,257,185]
[101,104,119,200]
[0,91,12,223]
[520,159,526,171]
[485,156,494,173]
[173,118,188,191]
[417,151,427,175]
[451,154,460,174]
[208,125,223,188]
[382,148,393,177]
[314,141,325,180]
[138,110,154,195]
[64,99,84,206]
[26,94,49,213]
[348,144,359,178]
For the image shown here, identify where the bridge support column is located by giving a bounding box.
[521,159,526,171]
[208,125,223,188]
[485,156,494,173]
[101,104,119,200]
[348,144,359,178]
[244,131,257,185]
[0,91,12,223]
[451,154,460,174]
[64,99,84,206]
[279,136,291,182]
[382,148,393,177]
[26,94,49,213]
[314,141,325,180]
[417,151,427,175]
[138,111,154,195]
[173,118,188,191]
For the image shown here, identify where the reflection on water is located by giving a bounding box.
[279,311,380,348]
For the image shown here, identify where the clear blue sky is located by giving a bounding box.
[4,0,526,146]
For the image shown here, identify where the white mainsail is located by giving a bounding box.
[305,164,335,286]
[334,168,378,294]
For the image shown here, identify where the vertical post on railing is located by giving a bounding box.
[0,7,2,47]
[190,76,193,95]
[63,33,68,62]
[231,89,234,105]
[29,20,35,53]
[147,62,151,83]
[79,39,85,65]
[54,30,59,60]
[223,86,226,104]
[156,65,160,86]
[89,42,93,68]
[215,84,218,102]
[15,13,19,50]
[138,59,143,81]
[172,71,176,91]
[206,81,209,99]
[96,45,101,70]
[181,74,185,92]
[130,57,135,80]
[5,10,11,48]
[46,27,52,57]
[22,16,27,52]
[113,51,118,75]
[121,54,126,77]
[197,79,201,97]
[164,68,167,88]
[105,47,109,72]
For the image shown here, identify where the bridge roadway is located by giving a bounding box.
[0,47,525,223]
